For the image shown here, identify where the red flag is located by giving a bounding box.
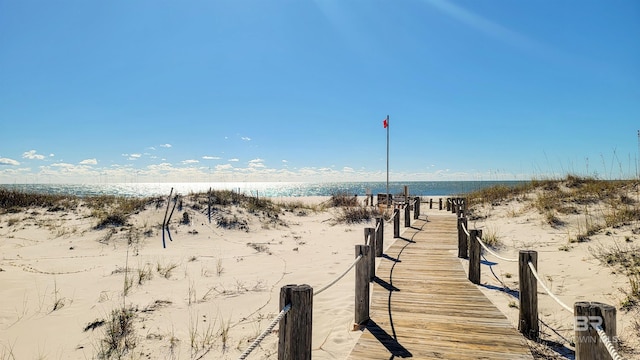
[383,119,388,128]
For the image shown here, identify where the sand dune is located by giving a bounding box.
[0,195,382,359]
[2,185,639,359]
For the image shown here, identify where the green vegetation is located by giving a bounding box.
[469,175,640,315]
[480,225,501,248]
[97,306,137,359]
[328,191,382,224]
[0,188,77,211]
[467,175,639,237]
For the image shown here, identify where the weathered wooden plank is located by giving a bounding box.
[348,215,533,360]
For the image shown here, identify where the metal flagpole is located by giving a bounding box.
[386,115,390,208]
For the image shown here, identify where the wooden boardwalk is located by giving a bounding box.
[348,214,533,360]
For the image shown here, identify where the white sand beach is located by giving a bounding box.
[0,194,399,359]
[1,186,639,359]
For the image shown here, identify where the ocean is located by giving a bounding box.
[0,181,526,198]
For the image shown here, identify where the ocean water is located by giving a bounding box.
[0,181,527,198]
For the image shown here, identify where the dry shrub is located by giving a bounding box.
[98,307,137,359]
[329,192,359,207]
[336,206,380,224]
[95,213,128,229]
[467,183,533,206]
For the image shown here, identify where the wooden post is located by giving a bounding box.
[364,227,374,245]
[457,216,468,259]
[575,302,617,360]
[364,227,375,261]
[364,228,375,280]
[519,250,539,340]
[404,204,410,227]
[375,217,384,257]
[439,198,443,210]
[207,187,212,223]
[278,284,313,360]
[354,245,370,325]
[414,197,420,219]
[451,198,457,214]
[429,198,433,209]
[468,229,482,284]
[446,198,451,211]
[393,209,400,238]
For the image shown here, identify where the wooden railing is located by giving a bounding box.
[239,192,421,360]
[451,198,623,360]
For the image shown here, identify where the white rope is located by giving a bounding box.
[238,303,292,360]
[594,324,624,360]
[314,254,363,296]
[527,261,573,313]
[460,222,517,262]
[384,205,402,224]
[461,222,471,237]
[475,235,518,262]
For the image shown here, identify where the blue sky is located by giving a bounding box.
[1,0,639,183]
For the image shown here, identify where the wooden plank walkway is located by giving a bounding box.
[348,214,533,360]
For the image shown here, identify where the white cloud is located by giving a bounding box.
[216,164,234,171]
[51,162,75,169]
[282,160,288,163]
[343,167,355,173]
[248,159,265,169]
[147,163,174,171]
[241,137,251,141]
[79,158,98,165]
[0,158,20,166]
[124,153,142,161]
[160,144,172,148]
[202,156,221,160]
[228,158,239,162]
[22,150,45,160]
[182,159,199,165]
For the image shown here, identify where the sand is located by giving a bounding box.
[466,195,640,359]
[1,192,638,359]
[0,195,392,359]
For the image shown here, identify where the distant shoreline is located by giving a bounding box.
[0,180,528,198]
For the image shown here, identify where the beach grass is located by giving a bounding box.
[466,174,640,358]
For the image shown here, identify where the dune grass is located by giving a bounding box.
[469,175,640,315]
[467,175,638,232]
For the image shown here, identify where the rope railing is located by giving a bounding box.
[460,222,518,262]
[241,188,423,359]
[385,210,395,224]
[239,251,369,358]
[454,197,625,357]
[527,261,573,313]
[238,303,292,360]
[595,324,624,360]
[461,221,471,237]
[314,254,363,296]
[475,235,518,262]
